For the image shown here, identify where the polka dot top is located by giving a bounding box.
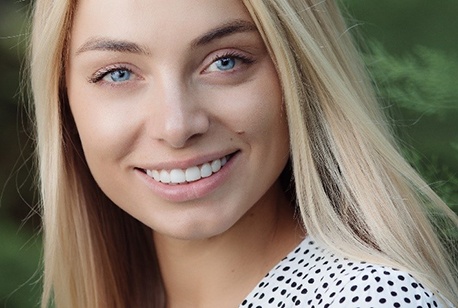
[240,237,452,307]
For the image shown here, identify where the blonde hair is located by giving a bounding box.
[31,1,163,307]
[30,0,457,307]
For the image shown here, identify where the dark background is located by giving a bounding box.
[1,0,457,307]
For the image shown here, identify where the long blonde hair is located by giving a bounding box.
[30,0,457,307]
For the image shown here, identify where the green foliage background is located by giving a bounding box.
[0,0,457,307]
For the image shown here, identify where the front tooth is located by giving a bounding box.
[170,169,186,184]
[152,170,160,181]
[211,159,221,172]
[147,169,154,178]
[160,170,171,183]
[201,163,212,178]
[221,156,227,166]
[185,166,201,182]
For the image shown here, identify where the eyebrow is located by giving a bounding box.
[190,19,258,47]
[75,38,151,56]
[75,19,258,56]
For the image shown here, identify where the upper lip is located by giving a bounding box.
[137,149,239,171]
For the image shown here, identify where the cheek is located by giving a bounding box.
[215,70,287,143]
[67,84,141,165]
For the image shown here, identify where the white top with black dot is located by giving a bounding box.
[240,237,452,308]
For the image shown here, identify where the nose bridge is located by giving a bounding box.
[150,73,209,148]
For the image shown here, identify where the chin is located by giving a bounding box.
[152,217,237,241]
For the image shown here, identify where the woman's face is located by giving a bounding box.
[67,0,290,240]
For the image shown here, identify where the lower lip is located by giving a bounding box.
[136,152,239,203]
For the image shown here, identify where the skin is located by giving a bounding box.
[67,0,304,306]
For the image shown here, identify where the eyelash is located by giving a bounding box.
[207,51,255,71]
[88,51,255,84]
[89,64,133,84]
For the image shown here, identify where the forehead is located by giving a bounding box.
[70,0,255,52]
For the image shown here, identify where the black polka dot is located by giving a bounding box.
[240,237,444,307]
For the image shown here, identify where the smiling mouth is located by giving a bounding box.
[142,153,235,185]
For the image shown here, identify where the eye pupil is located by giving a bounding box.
[110,69,130,82]
[216,57,236,71]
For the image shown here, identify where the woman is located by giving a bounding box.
[30,0,457,307]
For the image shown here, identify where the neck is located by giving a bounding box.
[153,182,304,308]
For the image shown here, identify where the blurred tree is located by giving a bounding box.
[365,44,458,213]
[0,1,41,307]
[344,0,458,56]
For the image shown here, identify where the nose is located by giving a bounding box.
[149,80,210,148]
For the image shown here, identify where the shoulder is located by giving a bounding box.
[324,265,447,307]
[241,238,451,307]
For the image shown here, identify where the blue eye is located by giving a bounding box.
[204,52,254,74]
[207,56,240,73]
[215,57,236,71]
[104,69,131,82]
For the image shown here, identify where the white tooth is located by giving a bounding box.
[221,156,227,166]
[211,159,221,172]
[185,166,201,182]
[160,170,171,183]
[200,163,212,178]
[146,169,154,178]
[152,170,160,181]
[170,169,186,184]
